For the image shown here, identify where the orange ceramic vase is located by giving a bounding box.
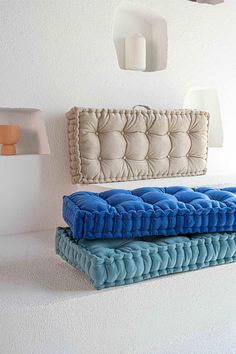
[0,125,20,155]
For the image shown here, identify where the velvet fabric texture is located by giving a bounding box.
[63,186,236,240]
[56,227,236,290]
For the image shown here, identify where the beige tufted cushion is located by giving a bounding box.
[67,107,209,184]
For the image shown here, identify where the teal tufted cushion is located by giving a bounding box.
[56,227,236,290]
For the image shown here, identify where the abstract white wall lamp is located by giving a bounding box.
[183,87,223,147]
[113,1,168,72]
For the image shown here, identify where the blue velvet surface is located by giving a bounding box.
[56,227,236,290]
[63,186,236,239]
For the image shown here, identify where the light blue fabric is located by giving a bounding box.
[63,186,236,239]
[56,227,236,290]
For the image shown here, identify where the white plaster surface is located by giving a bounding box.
[0,0,236,235]
[1,229,236,354]
[1,2,236,352]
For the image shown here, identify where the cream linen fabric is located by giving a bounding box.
[67,107,209,184]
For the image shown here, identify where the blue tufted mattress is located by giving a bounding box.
[56,227,236,290]
[63,186,236,240]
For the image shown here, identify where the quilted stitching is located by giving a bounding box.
[63,186,236,239]
[56,227,236,290]
[67,107,209,184]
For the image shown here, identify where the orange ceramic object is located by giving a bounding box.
[0,125,20,155]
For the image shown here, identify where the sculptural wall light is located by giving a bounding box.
[183,88,224,147]
[113,1,168,72]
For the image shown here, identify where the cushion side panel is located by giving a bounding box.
[56,227,236,290]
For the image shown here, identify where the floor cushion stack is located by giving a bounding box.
[56,186,236,289]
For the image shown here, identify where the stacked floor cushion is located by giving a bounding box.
[56,227,236,290]
[63,186,236,239]
[57,186,236,289]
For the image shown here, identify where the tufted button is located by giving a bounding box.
[146,156,149,160]
[121,131,124,135]
[123,156,126,160]
[167,155,170,158]
[186,154,189,158]
[167,132,170,136]
[146,131,149,135]
[98,156,102,161]
[95,131,99,136]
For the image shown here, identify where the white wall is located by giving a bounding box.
[0,0,236,235]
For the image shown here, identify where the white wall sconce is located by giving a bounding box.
[183,87,224,147]
[113,1,168,72]
[125,33,146,71]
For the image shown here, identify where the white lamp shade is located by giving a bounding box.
[183,88,223,147]
[125,33,146,71]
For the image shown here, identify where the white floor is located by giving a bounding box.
[2,148,236,353]
[1,229,236,354]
